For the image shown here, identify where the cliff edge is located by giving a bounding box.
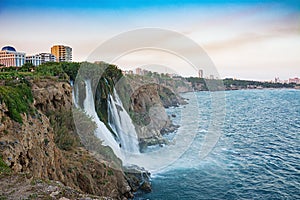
[0,77,132,199]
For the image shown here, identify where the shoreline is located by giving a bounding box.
[178,87,300,94]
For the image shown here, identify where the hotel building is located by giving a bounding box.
[26,54,42,66]
[39,53,56,63]
[0,46,25,67]
[51,45,72,62]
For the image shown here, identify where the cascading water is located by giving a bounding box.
[82,79,123,160]
[74,79,140,164]
[72,85,79,108]
[108,89,140,154]
[74,79,198,172]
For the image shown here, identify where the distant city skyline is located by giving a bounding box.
[0,0,299,80]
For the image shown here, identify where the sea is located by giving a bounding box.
[135,89,300,200]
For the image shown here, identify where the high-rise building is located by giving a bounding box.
[198,69,203,78]
[39,53,56,63]
[0,46,25,67]
[26,54,42,66]
[51,45,72,62]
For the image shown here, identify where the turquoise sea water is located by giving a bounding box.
[136,89,300,200]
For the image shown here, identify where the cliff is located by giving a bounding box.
[0,62,187,198]
[129,83,181,149]
[114,75,186,150]
[0,77,132,199]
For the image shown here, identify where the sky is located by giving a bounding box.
[0,0,299,80]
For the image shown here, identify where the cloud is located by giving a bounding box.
[203,25,299,52]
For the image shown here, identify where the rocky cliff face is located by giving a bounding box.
[32,79,73,114]
[0,101,65,180]
[0,78,133,199]
[128,83,183,149]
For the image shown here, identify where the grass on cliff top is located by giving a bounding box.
[0,81,33,123]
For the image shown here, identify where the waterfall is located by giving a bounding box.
[108,89,140,154]
[73,79,200,172]
[72,83,79,108]
[74,79,140,164]
[82,79,123,160]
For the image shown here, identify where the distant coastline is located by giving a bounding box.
[186,77,298,92]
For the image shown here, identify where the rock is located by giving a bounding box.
[31,79,72,113]
[140,181,152,193]
[47,185,58,192]
[0,77,134,200]
[130,84,179,146]
[50,190,60,197]
[124,165,151,193]
[59,197,70,200]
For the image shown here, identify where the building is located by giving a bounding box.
[51,45,72,62]
[289,77,300,84]
[142,69,149,75]
[0,46,25,67]
[136,67,142,75]
[198,69,203,78]
[122,70,134,75]
[26,54,42,66]
[39,53,56,63]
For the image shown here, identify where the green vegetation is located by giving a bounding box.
[222,78,294,89]
[129,110,150,126]
[49,110,80,151]
[0,196,7,200]
[73,109,122,167]
[43,138,49,146]
[0,62,81,123]
[0,155,11,174]
[77,62,123,137]
[0,81,33,123]
[0,61,123,156]
[34,62,80,81]
[0,62,80,81]
[0,62,83,124]
[27,193,38,199]
[107,169,114,176]
[187,77,295,91]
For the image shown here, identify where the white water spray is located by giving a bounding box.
[83,79,123,160]
[75,80,200,172]
[108,89,140,154]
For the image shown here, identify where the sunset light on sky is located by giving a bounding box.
[0,0,299,80]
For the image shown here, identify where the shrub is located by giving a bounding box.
[0,82,33,123]
[0,155,11,174]
[49,110,80,151]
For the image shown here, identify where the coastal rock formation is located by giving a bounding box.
[0,78,133,199]
[0,102,64,180]
[124,165,151,193]
[128,83,182,149]
[32,79,73,113]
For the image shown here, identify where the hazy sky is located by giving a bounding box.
[0,0,299,80]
